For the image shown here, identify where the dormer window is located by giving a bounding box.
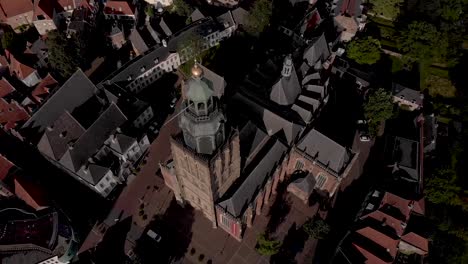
[140,66,146,72]
[154,58,159,64]
[400,95,405,99]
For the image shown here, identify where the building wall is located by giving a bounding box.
[127,53,181,94]
[171,140,217,223]
[211,133,240,198]
[133,106,154,128]
[393,96,420,111]
[5,11,34,29]
[33,19,57,35]
[286,149,340,197]
[94,170,118,196]
[104,14,135,20]
[215,206,242,241]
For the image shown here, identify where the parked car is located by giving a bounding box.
[357,119,367,125]
[359,134,371,142]
[170,97,177,108]
[147,229,162,243]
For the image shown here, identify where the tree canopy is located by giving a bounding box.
[145,5,155,18]
[245,0,272,36]
[1,31,24,54]
[364,88,394,136]
[369,0,404,20]
[347,37,382,65]
[46,30,81,79]
[256,233,282,256]
[398,21,449,65]
[302,218,330,239]
[169,0,193,18]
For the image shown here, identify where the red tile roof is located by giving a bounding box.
[0,77,15,98]
[352,243,390,264]
[0,154,14,181]
[34,0,56,19]
[361,210,405,236]
[104,1,135,16]
[14,174,48,209]
[401,232,429,253]
[380,192,412,220]
[0,98,31,129]
[0,55,8,67]
[356,227,399,258]
[9,54,36,80]
[31,74,58,104]
[0,0,34,19]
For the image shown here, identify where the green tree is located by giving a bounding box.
[170,0,193,18]
[303,218,330,239]
[255,233,282,256]
[47,30,80,79]
[399,21,448,65]
[369,0,404,20]
[347,37,382,65]
[364,88,394,136]
[1,31,24,54]
[245,0,272,37]
[426,169,468,211]
[145,5,155,18]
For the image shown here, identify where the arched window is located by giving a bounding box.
[315,173,327,189]
[294,159,304,171]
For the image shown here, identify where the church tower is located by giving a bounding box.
[168,63,241,226]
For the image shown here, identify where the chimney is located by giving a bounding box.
[281,54,293,78]
[68,141,74,150]
[59,131,67,138]
[47,125,54,131]
[162,39,167,47]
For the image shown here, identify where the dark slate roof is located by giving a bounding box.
[291,103,312,123]
[22,69,97,135]
[59,103,127,172]
[216,10,235,29]
[388,136,419,182]
[191,8,205,22]
[159,18,173,37]
[218,138,287,217]
[296,129,351,174]
[109,133,136,154]
[239,121,269,167]
[77,163,110,185]
[129,28,149,54]
[392,83,422,106]
[105,17,220,85]
[37,111,85,161]
[183,64,225,98]
[303,33,330,69]
[270,64,301,106]
[290,172,316,195]
[231,7,248,26]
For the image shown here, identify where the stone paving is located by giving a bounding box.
[178,192,322,264]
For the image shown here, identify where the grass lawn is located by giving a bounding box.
[425,75,457,98]
[390,56,404,73]
[369,16,395,27]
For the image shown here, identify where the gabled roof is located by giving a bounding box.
[14,175,48,209]
[0,0,33,19]
[290,172,316,195]
[159,18,173,37]
[218,138,287,217]
[104,1,134,16]
[356,227,399,259]
[31,74,58,104]
[217,10,235,29]
[59,103,127,172]
[23,69,97,135]
[401,232,428,253]
[0,154,14,181]
[392,83,422,106]
[351,243,390,264]
[37,111,85,161]
[303,33,330,69]
[239,121,269,167]
[296,129,351,174]
[108,133,136,154]
[0,77,15,98]
[291,103,313,123]
[191,8,205,22]
[231,7,248,26]
[0,98,30,130]
[9,54,36,80]
[77,163,110,185]
[129,28,149,54]
[270,64,301,106]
